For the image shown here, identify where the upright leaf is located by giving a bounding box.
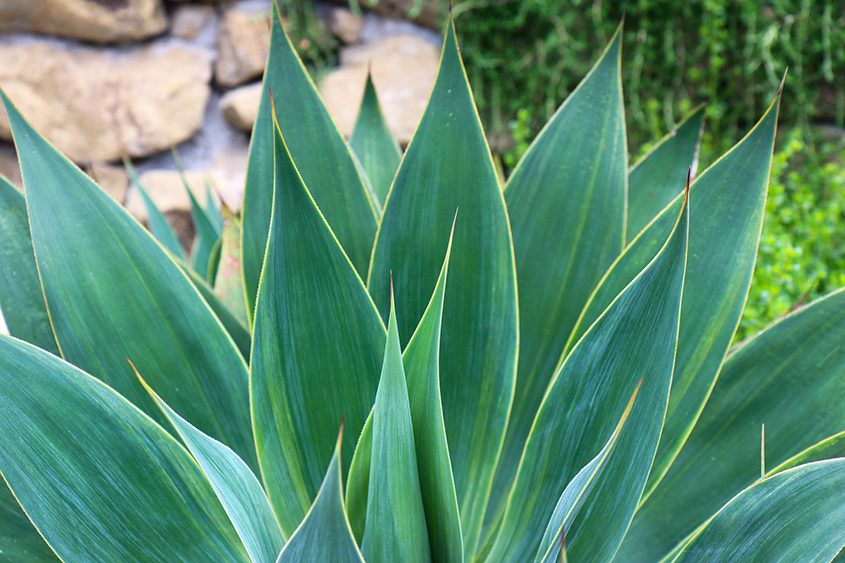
[626,106,704,239]
[345,229,463,562]
[0,337,247,561]
[487,192,688,563]
[349,72,402,206]
[205,181,224,233]
[1,93,255,469]
[534,384,639,563]
[178,166,222,282]
[241,7,378,319]
[124,158,186,260]
[620,287,845,562]
[567,96,780,498]
[276,432,364,563]
[674,460,845,562]
[214,206,250,326]
[250,122,385,536]
[0,175,58,354]
[361,295,431,563]
[492,27,627,521]
[367,19,518,555]
[142,377,284,563]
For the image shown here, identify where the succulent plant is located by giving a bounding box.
[0,7,843,563]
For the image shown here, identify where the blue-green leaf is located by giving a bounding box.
[141,376,284,563]
[367,19,518,555]
[361,295,430,562]
[491,27,627,524]
[0,337,247,561]
[250,121,385,536]
[1,91,255,470]
[276,432,364,563]
[0,175,58,354]
[123,158,186,260]
[487,191,688,563]
[241,7,378,320]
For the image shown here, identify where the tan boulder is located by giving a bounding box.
[324,7,363,44]
[215,1,272,87]
[220,83,262,132]
[171,4,217,41]
[320,34,440,144]
[0,38,212,163]
[0,0,167,43]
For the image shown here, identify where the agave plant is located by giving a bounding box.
[0,8,843,563]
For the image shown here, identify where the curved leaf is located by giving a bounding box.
[350,72,402,206]
[626,106,704,240]
[367,19,518,555]
[487,192,688,563]
[621,287,845,561]
[0,337,247,561]
[1,93,256,468]
[242,7,378,319]
[567,96,780,499]
[674,459,845,562]
[0,175,57,354]
[361,295,430,562]
[124,158,186,260]
[534,383,639,563]
[491,27,627,523]
[276,432,364,563]
[142,376,284,563]
[250,122,385,536]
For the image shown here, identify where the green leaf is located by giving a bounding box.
[205,181,224,233]
[620,287,845,562]
[241,7,378,321]
[141,376,284,563]
[178,165,222,282]
[179,262,251,361]
[567,96,780,500]
[346,228,463,562]
[213,206,250,327]
[276,431,365,563]
[673,459,845,562]
[123,158,186,260]
[491,27,627,524]
[487,192,688,563]
[250,122,385,536]
[0,175,58,354]
[533,383,639,563]
[367,19,518,556]
[1,92,256,470]
[626,106,704,240]
[349,72,402,206]
[361,295,431,563]
[0,337,247,561]
[0,484,56,561]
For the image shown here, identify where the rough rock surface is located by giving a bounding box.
[0,37,212,163]
[0,0,167,44]
[219,83,261,132]
[171,4,217,41]
[320,33,440,144]
[215,0,272,87]
[89,162,128,203]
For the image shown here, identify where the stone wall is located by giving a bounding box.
[0,0,440,244]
